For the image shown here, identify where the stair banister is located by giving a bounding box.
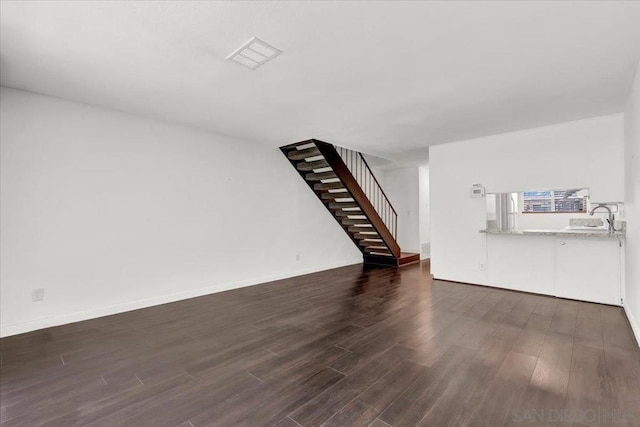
[335,146,398,241]
[313,140,401,258]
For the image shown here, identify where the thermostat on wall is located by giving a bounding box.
[471,184,485,198]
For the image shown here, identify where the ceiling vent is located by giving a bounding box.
[227,37,282,69]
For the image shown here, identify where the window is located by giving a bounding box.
[522,189,586,213]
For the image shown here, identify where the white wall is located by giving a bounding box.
[0,88,362,337]
[362,162,430,257]
[382,168,420,253]
[430,114,625,285]
[419,166,430,258]
[624,62,640,344]
[517,211,595,230]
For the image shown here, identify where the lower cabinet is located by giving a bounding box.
[487,235,556,295]
[486,235,622,305]
[555,238,621,305]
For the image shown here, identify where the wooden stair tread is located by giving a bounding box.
[297,159,329,171]
[354,232,380,240]
[364,245,391,252]
[288,147,321,160]
[314,182,345,190]
[364,246,391,251]
[347,225,373,232]
[321,192,352,200]
[359,239,384,247]
[305,171,337,181]
[341,218,371,225]
[329,202,360,209]
[281,140,316,151]
[334,210,365,217]
[366,252,394,257]
[398,252,421,266]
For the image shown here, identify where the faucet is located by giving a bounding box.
[589,204,615,232]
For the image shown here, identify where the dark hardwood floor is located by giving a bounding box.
[1,261,639,426]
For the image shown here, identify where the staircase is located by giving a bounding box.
[280,139,420,267]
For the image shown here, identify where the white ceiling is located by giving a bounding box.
[2,1,640,159]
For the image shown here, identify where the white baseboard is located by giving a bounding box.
[0,260,361,338]
[624,303,640,347]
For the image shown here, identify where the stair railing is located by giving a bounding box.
[335,146,398,240]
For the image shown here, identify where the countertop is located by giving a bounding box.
[480,229,626,239]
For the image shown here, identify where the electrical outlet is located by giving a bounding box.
[32,288,44,302]
[479,263,487,271]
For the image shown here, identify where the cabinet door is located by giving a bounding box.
[487,235,555,295]
[555,238,620,305]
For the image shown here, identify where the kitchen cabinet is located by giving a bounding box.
[487,235,555,295]
[555,237,621,305]
[483,231,624,306]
